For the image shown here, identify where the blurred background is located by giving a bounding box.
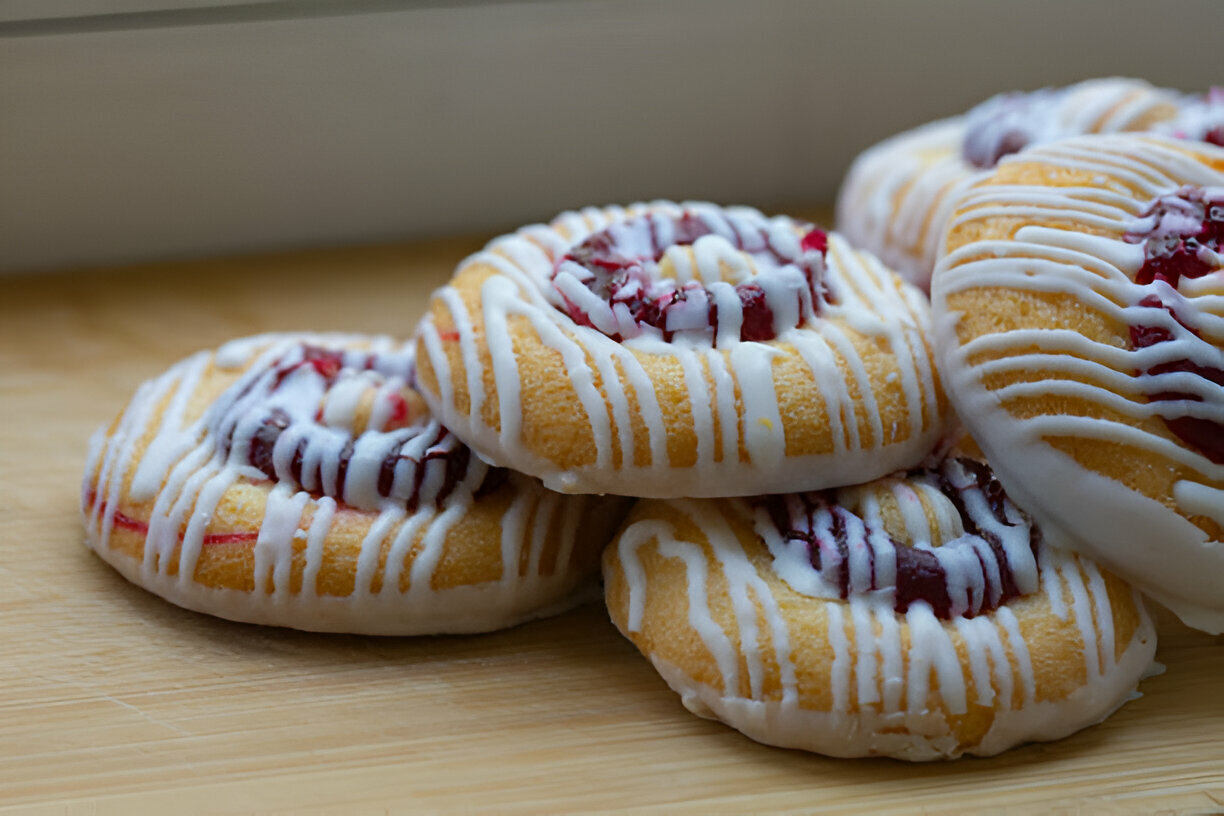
[2,0,1221,274]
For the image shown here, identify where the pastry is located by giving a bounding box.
[932,133,1224,633]
[82,333,630,634]
[603,449,1156,760]
[836,78,1186,289]
[415,201,947,498]
[1156,85,1224,146]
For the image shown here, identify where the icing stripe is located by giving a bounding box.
[837,78,1186,288]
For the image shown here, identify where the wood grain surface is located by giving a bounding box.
[1,232,1222,815]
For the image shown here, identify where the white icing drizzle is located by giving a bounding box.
[1157,86,1224,144]
[609,462,1156,760]
[962,78,1179,169]
[81,333,626,635]
[549,209,822,344]
[931,132,1224,634]
[418,201,943,498]
[836,117,978,288]
[1174,480,1224,527]
[751,457,1041,620]
[837,78,1184,289]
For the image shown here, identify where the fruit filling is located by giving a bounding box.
[1162,87,1224,147]
[754,457,1040,620]
[212,344,503,511]
[962,89,1060,169]
[1124,187,1224,464]
[551,210,830,345]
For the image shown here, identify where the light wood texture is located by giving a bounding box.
[1,234,1222,815]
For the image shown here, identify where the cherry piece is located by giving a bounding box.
[755,458,1037,620]
[224,345,504,511]
[553,213,828,345]
[1124,188,1224,464]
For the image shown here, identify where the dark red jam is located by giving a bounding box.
[552,211,829,345]
[755,457,1040,620]
[962,90,1051,169]
[111,507,259,545]
[215,344,503,510]
[84,488,263,547]
[1173,87,1224,147]
[1124,188,1224,464]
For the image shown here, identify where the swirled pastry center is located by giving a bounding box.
[961,83,1221,169]
[550,210,830,346]
[962,90,1054,169]
[752,458,1041,619]
[1164,87,1224,147]
[1124,186,1224,464]
[205,343,505,512]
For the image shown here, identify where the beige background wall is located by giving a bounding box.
[2,0,1221,273]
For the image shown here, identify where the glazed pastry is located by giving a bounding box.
[603,449,1156,760]
[82,334,630,634]
[836,78,1185,289]
[415,201,947,498]
[1161,86,1224,146]
[932,133,1224,633]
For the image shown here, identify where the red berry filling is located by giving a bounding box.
[755,458,1038,620]
[962,90,1054,169]
[215,344,501,510]
[1167,87,1224,147]
[112,507,260,546]
[85,489,263,548]
[1124,188,1224,464]
[551,211,830,345]
[273,345,348,388]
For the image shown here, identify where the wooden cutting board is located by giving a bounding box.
[1,233,1221,815]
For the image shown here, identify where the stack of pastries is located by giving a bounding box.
[82,77,1223,761]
